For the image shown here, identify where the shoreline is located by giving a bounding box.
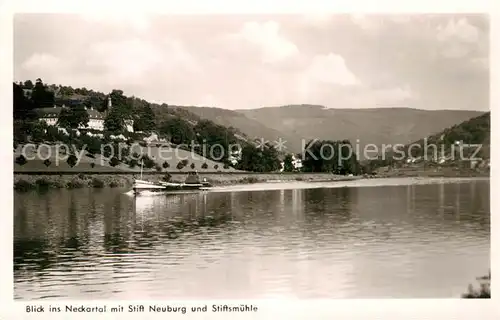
[13,172,362,191]
[13,170,489,192]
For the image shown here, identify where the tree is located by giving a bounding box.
[109,157,120,167]
[301,139,359,174]
[129,159,138,168]
[57,104,89,129]
[162,172,172,182]
[85,95,105,112]
[45,126,60,142]
[104,107,126,133]
[67,154,78,167]
[134,102,156,132]
[162,161,170,169]
[236,143,281,172]
[190,163,195,169]
[194,119,237,162]
[13,83,36,120]
[214,164,219,170]
[31,78,55,109]
[15,155,27,166]
[223,163,230,169]
[140,155,156,169]
[158,117,195,145]
[181,159,189,166]
[104,90,134,132]
[176,161,184,170]
[201,162,208,169]
[23,80,34,89]
[283,154,294,172]
[80,135,101,156]
[43,159,51,167]
[30,121,48,143]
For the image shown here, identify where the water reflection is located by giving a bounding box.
[14,179,490,299]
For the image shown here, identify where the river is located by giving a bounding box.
[14,177,490,299]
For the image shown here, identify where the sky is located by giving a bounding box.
[13,13,489,111]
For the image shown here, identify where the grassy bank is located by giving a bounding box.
[375,166,490,178]
[13,172,361,192]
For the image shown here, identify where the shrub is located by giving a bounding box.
[201,162,208,169]
[462,272,491,298]
[15,155,27,166]
[141,155,156,169]
[176,161,184,170]
[14,179,34,192]
[91,178,105,188]
[67,155,78,167]
[35,178,51,189]
[129,159,138,168]
[109,180,120,188]
[109,157,120,167]
[241,177,259,184]
[77,173,87,180]
[43,159,52,167]
[162,173,172,182]
[66,179,85,189]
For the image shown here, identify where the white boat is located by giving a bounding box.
[132,161,211,195]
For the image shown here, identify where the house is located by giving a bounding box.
[38,106,107,131]
[280,154,303,172]
[228,149,242,166]
[38,96,134,132]
[22,88,33,99]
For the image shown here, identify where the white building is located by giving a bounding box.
[38,96,134,132]
[228,149,242,166]
[280,154,303,172]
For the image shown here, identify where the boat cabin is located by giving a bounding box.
[184,171,201,184]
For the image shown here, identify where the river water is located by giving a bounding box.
[14,177,490,299]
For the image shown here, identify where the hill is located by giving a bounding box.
[14,144,241,173]
[365,111,490,173]
[168,106,295,148]
[235,105,483,157]
[13,79,283,174]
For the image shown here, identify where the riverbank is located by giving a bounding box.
[13,172,363,191]
[375,166,490,178]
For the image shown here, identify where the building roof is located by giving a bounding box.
[38,106,106,120]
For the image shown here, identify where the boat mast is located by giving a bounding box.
[140,159,143,180]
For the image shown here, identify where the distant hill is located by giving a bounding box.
[235,105,484,157]
[171,106,295,149]
[366,112,490,173]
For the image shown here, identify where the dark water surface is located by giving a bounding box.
[14,178,490,299]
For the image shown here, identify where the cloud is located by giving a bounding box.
[81,13,150,33]
[434,18,481,59]
[303,53,359,85]
[350,14,384,33]
[436,18,479,43]
[14,14,489,111]
[85,39,162,79]
[21,53,62,71]
[230,21,299,63]
[373,86,415,104]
